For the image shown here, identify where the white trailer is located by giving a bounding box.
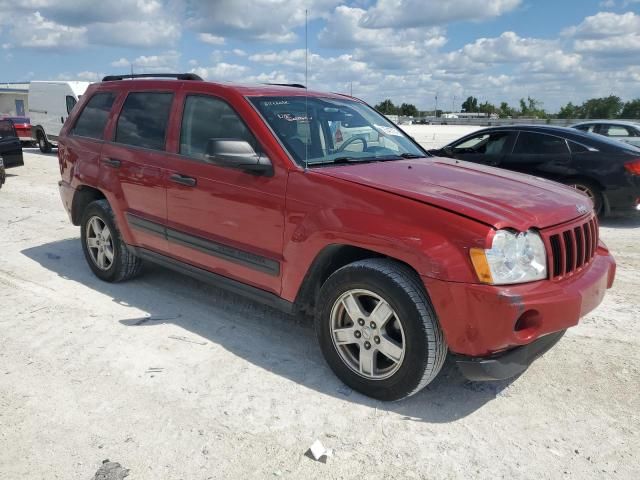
[28,81,90,152]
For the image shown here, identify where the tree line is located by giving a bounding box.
[374,95,640,119]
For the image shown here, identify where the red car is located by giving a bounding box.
[0,116,32,145]
[57,74,616,400]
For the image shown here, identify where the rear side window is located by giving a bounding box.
[115,92,173,151]
[600,125,633,137]
[513,132,569,155]
[72,93,115,140]
[179,95,259,160]
[568,141,591,153]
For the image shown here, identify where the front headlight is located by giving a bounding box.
[470,229,547,285]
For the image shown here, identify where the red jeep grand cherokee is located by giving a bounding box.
[57,74,616,401]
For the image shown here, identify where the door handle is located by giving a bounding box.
[101,158,121,168]
[170,174,197,187]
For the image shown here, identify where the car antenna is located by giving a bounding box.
[304,8,309,171]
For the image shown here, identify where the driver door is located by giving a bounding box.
[164,92,287,294]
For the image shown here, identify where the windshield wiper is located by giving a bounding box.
[399,153,424,159]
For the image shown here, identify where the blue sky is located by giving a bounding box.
[1,0,639,111]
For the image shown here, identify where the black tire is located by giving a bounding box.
[80,199,142,282]
[37,130,52,153]
[315,258,447,401]
[565,179,603,216]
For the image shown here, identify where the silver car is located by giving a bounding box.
[571,120,640,148]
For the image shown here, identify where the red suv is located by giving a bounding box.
[58,74,616,400]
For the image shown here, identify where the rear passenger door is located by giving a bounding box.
[164,92,287,295]
[502,131,571,178]
[100,91,174,254]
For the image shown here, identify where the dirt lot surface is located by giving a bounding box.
[1,150,639,479]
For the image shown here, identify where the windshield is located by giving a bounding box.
[249,96,425,167]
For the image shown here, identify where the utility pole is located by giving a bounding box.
[435,93,438,118]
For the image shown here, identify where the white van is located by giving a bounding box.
[28,81,90,152]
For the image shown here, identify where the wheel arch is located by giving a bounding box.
[293,243,423,316]
[561,175,609,215]
[71,185,107,226]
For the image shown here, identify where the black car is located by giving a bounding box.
[429,125,640,216]
[0,118,24,190]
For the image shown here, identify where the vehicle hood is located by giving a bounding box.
[315,157,591,230]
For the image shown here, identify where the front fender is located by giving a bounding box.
[280,170,489,302]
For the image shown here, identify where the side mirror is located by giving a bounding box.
[205,139,273,175]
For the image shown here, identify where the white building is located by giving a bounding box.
[0,83,29,117]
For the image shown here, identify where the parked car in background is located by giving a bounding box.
[571,121,640,148]
[29,81,90,153]
[0,116,32,146]
[430,125,640,216]
[57,74,616,401]
[0,118,24,170]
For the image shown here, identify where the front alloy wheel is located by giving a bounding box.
[330,289,405,380]
[316,258,447,401]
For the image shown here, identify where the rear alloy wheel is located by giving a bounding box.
[316,258,447,401]
[37,131,52,153]
[86,216,115,271]
[80,199,142,282]
[568,180,603,216]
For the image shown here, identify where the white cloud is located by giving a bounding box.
[185,0,341,43]
[360,0,521,29]
[17,12,87,49]
[110,50,180,72]
[190,63,250,81]
[563,12,640,56]
[563,11,640,38]
[199,33,225,45]
[0,0,179,49]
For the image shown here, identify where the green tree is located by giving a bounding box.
[581,95,623,119]
[374,99,399,115]
[400,102,419,117]
[557,102,582,119]
[498,102,515,118]
[461,96,478,113]
[478,101,497,115]
[519,96,546,118]
[620,99,640,119]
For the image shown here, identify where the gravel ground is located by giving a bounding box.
[1,150,639,480]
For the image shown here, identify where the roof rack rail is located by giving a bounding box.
[102,73,203,82]
[264,83,306,89]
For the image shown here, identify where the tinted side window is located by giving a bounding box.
[0,119,17,138]
[115,92,173,151]
[66,96,77,114]
[513,132,569,155]
[453,132,510,154]
[180,95,259,160]
[72,93,115,140]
